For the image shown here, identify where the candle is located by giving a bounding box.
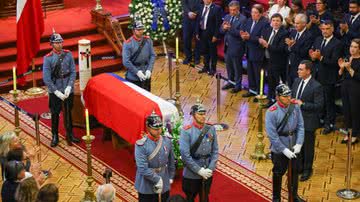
[175,37,179,60]
[12,67,17,91]
[85,109,90,137]
[259,69,264,96]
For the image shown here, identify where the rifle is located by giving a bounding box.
[287,135,294,202]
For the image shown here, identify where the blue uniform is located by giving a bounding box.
[134,135,175,195]
[42,49,76,94]
[265,101,305,201]
[122,35,156,82]
[265,101,304,153]
[179,123,218,179]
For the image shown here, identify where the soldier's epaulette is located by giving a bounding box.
[183,125,192,130]
[269,105,277,112]
[205,122,214,126]
[136,136,147,146]
[125,38,131,43]
[291,99,298,104]
[144,36,150,39]
[63,49,70,53]
[45,52,53,57]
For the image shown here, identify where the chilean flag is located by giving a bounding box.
[83,73,179,144]
[16,0,44,85]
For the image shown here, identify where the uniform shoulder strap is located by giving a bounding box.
[277,104,295,132]
[190,124,211,156]
[148,136,163,161]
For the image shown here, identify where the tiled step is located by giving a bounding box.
[0,33,107,63]
[0,44,117,77]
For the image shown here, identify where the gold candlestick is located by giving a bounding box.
[82,109,96,201]
[251,94,268,160]
[81,135,96,201]
[174,60,183,117]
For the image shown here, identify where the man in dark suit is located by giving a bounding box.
[285,13,314,87]
[220,1,246,93]
[337,0,360,56]
[259,13,289,107]
[309,20,343,134]
[240,4,269,100]
[182,0,202,64]
[196,0,222,76]
[292,60,324,181]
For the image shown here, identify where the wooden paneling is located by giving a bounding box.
[0,0,64,18]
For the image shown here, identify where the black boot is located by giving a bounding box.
[64,101,80,146]
[51,114,59,147]
[273,174,282,202]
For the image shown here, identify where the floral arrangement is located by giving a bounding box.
[164,117,183,169]
[128,0,182,41]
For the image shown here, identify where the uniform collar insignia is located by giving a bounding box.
[132,35,142,42]
[192,121,204,129]
[52,49,62,55]
[147,133,160,142]
[277,101,287,108]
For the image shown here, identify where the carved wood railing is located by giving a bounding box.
[91,9,131,57]
[91,10,131,56]
[0,0,64,18]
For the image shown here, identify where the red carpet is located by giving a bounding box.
[12,96,277,201]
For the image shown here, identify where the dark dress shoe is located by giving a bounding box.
[198,68,208,74]
[231,87,242,93]
[222,83,234,90]
[242,92,256,97]
[341,138,348,144]
[294,195,305,202]
[50,136,59,147]
[300,170,312,181]
[253,97,258,102]
[322,126,334,135]
[182,58,191,65]
[194,60,200,65]
[208,71,215,76]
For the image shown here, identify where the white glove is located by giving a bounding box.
[282,148,297,159]
[136,71,147,81]
[205,168,213,178]
[54,90,66,101]
[154,178,163,194]
[293,144,302,154]
[64,86,71,98]
[145,70,152,79]
[169,179,173,184]
[197,167,212,179]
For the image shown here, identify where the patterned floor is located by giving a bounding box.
[0,48,359,201]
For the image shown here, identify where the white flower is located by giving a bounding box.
[129,4,133,8]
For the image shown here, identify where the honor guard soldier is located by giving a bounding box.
[135,112,175,202]
[179,103,219,202]
[265,84,305,202]
[122,21,156,91]
[43,32,80,148]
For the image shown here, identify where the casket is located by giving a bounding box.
[83,73,179,144]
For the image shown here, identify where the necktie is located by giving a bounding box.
[268,30,276,45]
[230,16,234,25]
[350,16,355,24]
[321,38,327,51]
[296,80,305,99]
[200,6,209,30]
[295,32,300,41]
[250,21,256,33]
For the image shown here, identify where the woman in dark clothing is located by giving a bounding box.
[338,38,360,144]
[315,0,335,23]
[1,160,26,202]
